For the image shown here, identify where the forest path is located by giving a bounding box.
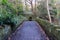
[10,21,49,40]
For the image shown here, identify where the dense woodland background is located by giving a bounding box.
[0,0,60,40]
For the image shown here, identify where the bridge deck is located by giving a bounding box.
[10,21,49,40]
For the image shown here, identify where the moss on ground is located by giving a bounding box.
[35,18,60,40]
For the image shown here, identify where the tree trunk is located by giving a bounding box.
[30,0,33,12]
[34,0,37,16]
[46,0,52,23]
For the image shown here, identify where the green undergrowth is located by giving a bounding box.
[11,15,27,31]
[0,15,27,40]
[0,0,26,40]
[0,25,11,40]
[35,18,60,40]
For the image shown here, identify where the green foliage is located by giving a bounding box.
[16,4,23,15]
[0,0,27,40]
[0,0,2,4]
[0,25,11,40]
[0,0,24,24]
[0,8,14,23]
[37,1,57,21]
[37,2,48,19]
[0,15,27,40]
[37,4,47,15]
[11,15,27,31]
[36,18,60,40]
[0,0,16,23]
[1,0,23,16]
[2,0,8,5]
[50,7,57,15]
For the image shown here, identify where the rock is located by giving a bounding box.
[0,26,3,29]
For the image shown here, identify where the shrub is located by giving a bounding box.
[35,18,59,40]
